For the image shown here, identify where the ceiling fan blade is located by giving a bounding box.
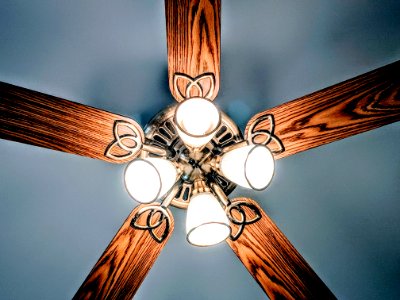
[74,203,174,300]
[245,60,400,159]
[0,81,144,163]
[226,198,336,300]
[165,0,221,101]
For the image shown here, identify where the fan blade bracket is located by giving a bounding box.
[173,73,216,101]
[225,199,262,241]
[104,120,145,162]
[165,0,221,101]
[245,113,285,155]
[130,203,172,243]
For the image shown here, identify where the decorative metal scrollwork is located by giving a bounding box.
[130,205,171,243]
[105,120,144,161]
[173,73,215,101]
[226,200,261,241]
[247,114,285,154]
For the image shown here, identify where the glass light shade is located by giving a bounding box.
[186,192,231,247]
[220,144,274,190]
[174,97,221,148]
[124,157,177,203]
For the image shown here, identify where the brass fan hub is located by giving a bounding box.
[143,105,243,209]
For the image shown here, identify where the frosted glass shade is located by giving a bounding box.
[220,144,274,190]
[186,192,231,246]
[124,157,177,203]
[174,97,220,148]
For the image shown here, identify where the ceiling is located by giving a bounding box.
[0,1,399,299]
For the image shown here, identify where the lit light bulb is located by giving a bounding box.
[186,192,231,246]
[124,157,177,203]
[174,97,220,148]
[220,144,275,190]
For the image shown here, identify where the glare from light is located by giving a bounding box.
[175,97,220,148]
[220,144,274,190]
[124,158,177,203]
[186,192,231,246]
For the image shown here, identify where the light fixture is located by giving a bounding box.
[124,73,284,247]
[174,97,221,149]
[124,157,178,203]
[219,144,275,190]
[186,182,231,247]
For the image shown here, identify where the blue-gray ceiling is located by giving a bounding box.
[0,1,399,299]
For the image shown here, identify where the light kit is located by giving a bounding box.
[124,157,178,204]
[174,97,221,149]
[123,74,284,246]
[219,143,275,190]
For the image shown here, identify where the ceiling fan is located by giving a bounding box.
[1,0,399,299]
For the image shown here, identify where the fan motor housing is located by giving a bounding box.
[144,105,243,209]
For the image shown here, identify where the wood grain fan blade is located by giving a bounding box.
[165,0,221,101]
[0,81,144,163]
[227,198,336,300]
[74,203,174,300]
[246,60,400,159]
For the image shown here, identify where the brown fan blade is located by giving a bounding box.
[74,203,174,300]
[0,81,144,163]
[226,198,336,300]
[245,60,400,159]
[165,0,221,101]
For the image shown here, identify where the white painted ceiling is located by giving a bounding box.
[0,1,399,299]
